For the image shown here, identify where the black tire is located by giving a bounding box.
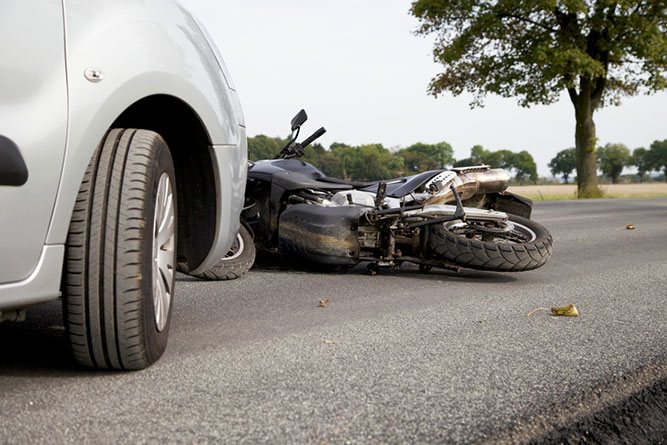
[419,264,433,273]
[64,129,177,370]
[428,214,552,272]
[188,225,256,280]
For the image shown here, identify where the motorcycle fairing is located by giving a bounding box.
[278,204,366,265]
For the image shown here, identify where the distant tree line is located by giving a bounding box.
[248,135,538,184]
[453,145,538,184]
[549,139,667,184]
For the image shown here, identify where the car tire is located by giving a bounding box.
[64,128,177,370]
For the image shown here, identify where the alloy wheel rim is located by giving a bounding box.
[152,173,175,332]
[445,220,537,243]
[507,221,537,242]
[223,233,245,260]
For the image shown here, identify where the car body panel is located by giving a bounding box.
[0,0,68,283]
[0,0,246,309]
[47,0,245,246]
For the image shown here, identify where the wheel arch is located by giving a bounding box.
[111,94,217,271]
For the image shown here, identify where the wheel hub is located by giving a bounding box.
[152,173,175,332]
[223,232,245,260]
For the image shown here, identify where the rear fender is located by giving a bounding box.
[484,192,533,219]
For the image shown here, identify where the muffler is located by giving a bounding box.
[424,166,510,205]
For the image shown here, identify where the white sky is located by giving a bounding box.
[182,0,666,176]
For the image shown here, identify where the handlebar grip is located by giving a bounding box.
[300,127,326,149]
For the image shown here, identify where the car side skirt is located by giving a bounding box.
[0,245,64,310]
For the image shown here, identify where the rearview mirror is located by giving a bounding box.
[291,109,308,131]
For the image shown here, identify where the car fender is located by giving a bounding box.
[46,0,246,271]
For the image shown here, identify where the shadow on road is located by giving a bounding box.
[395,266,518,284]
[0,301,88,377]
[188,260,520,285]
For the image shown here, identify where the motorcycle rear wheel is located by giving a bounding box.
[428,214,552,272]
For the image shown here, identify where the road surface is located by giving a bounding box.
[1,198,665,443]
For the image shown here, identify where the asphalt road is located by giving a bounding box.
[1,198,666,443]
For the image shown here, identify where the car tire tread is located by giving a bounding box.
[64,128,176,370]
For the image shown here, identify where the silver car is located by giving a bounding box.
[0,0,247,369]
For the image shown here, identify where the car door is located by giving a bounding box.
[0,0,68,283]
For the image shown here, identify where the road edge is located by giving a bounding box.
[491,361,667,444]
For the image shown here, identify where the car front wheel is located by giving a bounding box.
[64,128,177,370]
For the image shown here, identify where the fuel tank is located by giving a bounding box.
[249,159,351,191]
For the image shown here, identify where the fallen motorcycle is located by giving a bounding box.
[200,109,552,277]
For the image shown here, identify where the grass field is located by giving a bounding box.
[507,183,667,200]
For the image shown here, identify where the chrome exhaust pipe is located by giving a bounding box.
[424,168,510,205]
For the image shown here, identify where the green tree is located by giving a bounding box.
[325,143,404,181]
[597,143,631,184]
[452,158,475,168]
[352,144,402,181]
[470,145,514,169]
[631,147,650,183]
[328,142,357,181]
[647,139,667,182]
[247,134,286,160]
[458,145,537,183]
[489,150,515,170]
[411,1,667,198]
[398,142,455,171]
[300,142,326,165]
[314,151,345,178]
[470,145,488,164]
[513,150,539,184]
[548,148,576,183]
[399,149,430,172]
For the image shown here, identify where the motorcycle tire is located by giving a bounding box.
[187,225,256,280]
[428,214,552,272]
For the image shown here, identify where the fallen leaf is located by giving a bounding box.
[527,304,580,317]
[626,224,635,230]
[318,299,330,308]
[550,304,580,317]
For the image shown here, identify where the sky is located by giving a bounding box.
[182,0,666,177]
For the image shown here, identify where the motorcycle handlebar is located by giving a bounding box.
[300,127,326,149]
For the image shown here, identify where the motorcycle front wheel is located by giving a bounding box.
[428,214,552,272]
[187,225,256,280]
